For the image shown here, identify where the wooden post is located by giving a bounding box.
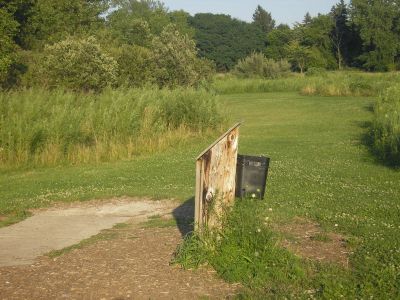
[195,123,240,230]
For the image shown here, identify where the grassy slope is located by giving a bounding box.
[228,93,399,228]
[0,141,206,216]
[1,92,399,296]
[2,92,399,226]
[221,93,400,297]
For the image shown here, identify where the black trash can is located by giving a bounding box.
[235,155,270,199]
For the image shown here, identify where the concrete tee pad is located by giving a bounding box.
[0,199,175,267]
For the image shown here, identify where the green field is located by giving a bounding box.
[177,93,400,298]
[1,92,399,297]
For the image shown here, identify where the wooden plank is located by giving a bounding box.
[194,159,202,230]
[196,123,241,160]
[195,124,240,230]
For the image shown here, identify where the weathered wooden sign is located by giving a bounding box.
[195,123,240,229]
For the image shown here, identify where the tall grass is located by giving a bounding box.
[0,88,223,168]
[372,85,400,166]
[174,199,307,296]
[213,71,400,97]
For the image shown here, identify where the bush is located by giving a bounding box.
[234,52,290,79]
[264,59,291,78]
[372,86,400,166]
[151,25,215,88]
[41,36,118,92]
[115,44,155,88]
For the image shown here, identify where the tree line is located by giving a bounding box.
[193,0,400,73]
[1,0,399,90]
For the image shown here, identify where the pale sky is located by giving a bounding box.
[162,0,349,26]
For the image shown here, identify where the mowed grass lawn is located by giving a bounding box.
[1,92,399,296]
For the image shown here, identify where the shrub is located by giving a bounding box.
[234,52,265,77]
[372,86,400,166]
[115,44,155,88]
[264,59,291,78]
[234,52,290,79]
[151,25,215,88]
[41,36,118,92]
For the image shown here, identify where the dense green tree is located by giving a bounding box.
[265,24,293,60]
[330,0,353,68]
[286,40,311,73]
[189,13,265,71]
[303,12,313,25]
[109,0,169,36]
[0,3,20,87]
[296,14,337,69]
[168,10,195,38]
[252,5,275,34]
[151,25,214,87]
[107,0,193,38]
[0,0,36,48]
[351,0,400,71]
[27,0,109,48]
[4,0,400,91]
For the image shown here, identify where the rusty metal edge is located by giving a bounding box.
[196,122,241,161]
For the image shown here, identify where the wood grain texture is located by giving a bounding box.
[195,124,240,229]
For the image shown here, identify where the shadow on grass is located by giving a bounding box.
[173,197,195,237]
[363,103,374,113]
[357,120,400,170]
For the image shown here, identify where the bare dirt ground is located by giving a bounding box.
[277,217,350,268]
[0,227,238,299]
[0,198,239,299]
[0,199,349,299]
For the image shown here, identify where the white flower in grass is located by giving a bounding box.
[335,224,339,227]
[268,208,273,212]
[257,228,261,233]
[251,193,256,198]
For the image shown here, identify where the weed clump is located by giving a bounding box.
[174,199,305,293]
[372,85,400,166]
[213,71,399,97]
[233,52,291,79]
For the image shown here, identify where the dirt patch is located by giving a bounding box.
[277,217,350,268]
[0,226,238,299]
[0,215,7,222]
